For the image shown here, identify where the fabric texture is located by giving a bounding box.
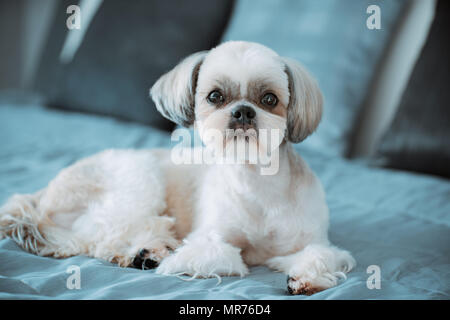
[374,0,450,179]
[34,0,234,131]
[222,0,406,156]
[0,102,449,299]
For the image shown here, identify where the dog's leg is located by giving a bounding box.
[114,215,181,268]
[47,150,180,267]
[0,190,54,254]
[156,232,249,278]
[266,243,356,295]
[0,149,180,267]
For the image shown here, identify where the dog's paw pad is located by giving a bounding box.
[286,276,322,296]
[139,248,149,257]
[143,258,158,269]
[130,248,159,270]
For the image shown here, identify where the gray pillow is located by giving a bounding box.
[374,0,450,179]
[222,0,406,156]
[34,0,234,131]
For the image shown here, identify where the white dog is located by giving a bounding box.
[0,41,355,295]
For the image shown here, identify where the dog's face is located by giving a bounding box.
[151,41,323,154]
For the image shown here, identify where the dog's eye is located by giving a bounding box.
[261,93,278,107]
[207,90,225,105]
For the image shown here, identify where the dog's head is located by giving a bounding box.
[150,41,322,152]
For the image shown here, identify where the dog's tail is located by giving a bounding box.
[0,190,53,254]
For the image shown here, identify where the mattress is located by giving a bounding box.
[0,103,449,299]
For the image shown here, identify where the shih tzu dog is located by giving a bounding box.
[0,41,355,295]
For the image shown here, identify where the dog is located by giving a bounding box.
[0,41,355,295]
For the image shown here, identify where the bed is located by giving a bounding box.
[1,102,448,299]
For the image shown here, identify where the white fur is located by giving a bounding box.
[0,41,355,295]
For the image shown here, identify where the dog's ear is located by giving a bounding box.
[150,51,208,127]
[281,57,323,143]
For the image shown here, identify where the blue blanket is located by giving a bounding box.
[0,103,449,299]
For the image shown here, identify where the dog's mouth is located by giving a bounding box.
[227,120,258,137]
[225,126,258,141]
[228,122,255,131]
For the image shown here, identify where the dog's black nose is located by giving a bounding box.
[231,105,256,124]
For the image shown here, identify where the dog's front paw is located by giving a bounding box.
[156,239,249,278]
[284,245,356,295]
[131,248,159,270]
[287,276,327,296]
[286,258,354,295]
[130,246,174,270]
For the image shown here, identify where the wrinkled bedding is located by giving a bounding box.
[0,103,449,299]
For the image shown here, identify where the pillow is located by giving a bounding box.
[221,0,406,156]
[374,0,450,179]
[34,0,234,131]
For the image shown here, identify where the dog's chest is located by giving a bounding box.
[238,213,301,265]
[234,200,302,255]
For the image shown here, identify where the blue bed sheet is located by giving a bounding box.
[0,103,449,299]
